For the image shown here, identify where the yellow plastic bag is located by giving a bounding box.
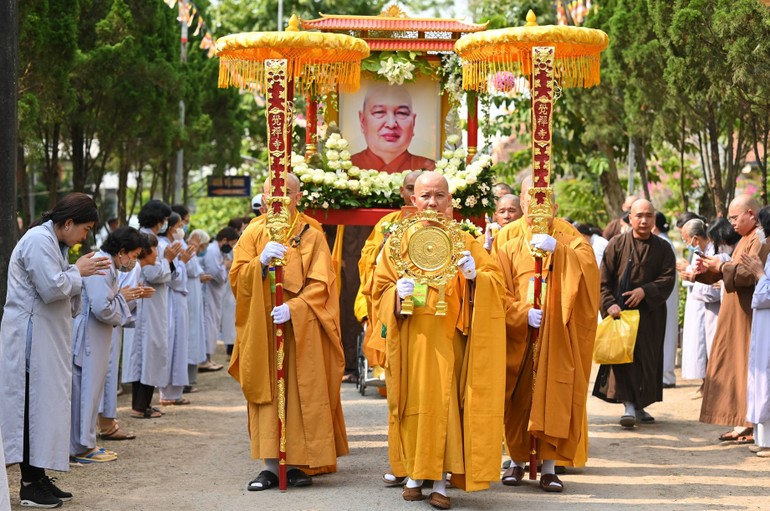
[593,310,640,364]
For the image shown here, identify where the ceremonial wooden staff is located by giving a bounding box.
[265,59,293,492]
[215,17,369,491]
[455,10,608,481]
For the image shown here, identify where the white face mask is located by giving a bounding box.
[172,229,185,241]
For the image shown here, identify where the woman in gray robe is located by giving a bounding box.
[186,229,211,386]
[70,227,144,461]
[157,213,191,405]
[200,227,238,370]
[122,200,180,418]
[0,193,103,507]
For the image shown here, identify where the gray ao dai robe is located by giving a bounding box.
[201,242,228,356]
[593,231,676,409]
[681,243,721,380]
[0,221,83,471]
[159,236,188,387]
[102,265,140,417]
[186,253,207,366]
[122,229,176,387]
[70,250,133,454]
[748,255,770,426]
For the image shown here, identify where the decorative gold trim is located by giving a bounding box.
[387,209,466,316]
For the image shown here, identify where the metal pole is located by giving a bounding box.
[277,0,283,31]
[0,0,19,319]
[175,0,188,205]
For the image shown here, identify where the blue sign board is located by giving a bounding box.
[207,176,251,197]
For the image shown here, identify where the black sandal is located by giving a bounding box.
[287,468,312,487]
[247,470,279,491]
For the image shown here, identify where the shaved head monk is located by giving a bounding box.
[593,199,676,428]
[694,195,770,442]
[350,84,435,174]
[373,172,506,508]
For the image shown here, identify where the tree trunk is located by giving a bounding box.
[706,105,726,216]
[599,144,625,218]
[42,123,62,209]
[71,123,86,192]
[637,142,651,201]
[679,116,688,211]
[0,0,19,322]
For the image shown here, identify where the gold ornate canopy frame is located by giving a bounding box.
[455,10,608,480]
[216,16,369,492]
[387,209,466,316]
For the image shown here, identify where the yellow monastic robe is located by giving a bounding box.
[373,230,506,491]
[358,210,405,367]
[228,213,349,471]
[351,148,436,173]
[494,220,599,466]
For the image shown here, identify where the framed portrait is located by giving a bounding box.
[339,76,441,173]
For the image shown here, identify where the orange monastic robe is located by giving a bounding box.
[493,217,599,466]
[228,213,348,471]
[351,148,435,173]
[374,230,506,491]
[358,210,405,367]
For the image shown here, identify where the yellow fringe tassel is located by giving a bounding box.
[218,56,363,94]
[460,49,602,93]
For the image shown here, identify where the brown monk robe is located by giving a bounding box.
[229,175,348,487]
[694,196,770,432]
[593,200,676,420]
[351,148,435,173]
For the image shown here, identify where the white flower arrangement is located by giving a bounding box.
[377,57,416,86]
[295,133,495,218]
[432,137,495,218]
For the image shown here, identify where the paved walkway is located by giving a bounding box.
[5,352,769,510]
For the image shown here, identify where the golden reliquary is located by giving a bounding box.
[387,209,466,316]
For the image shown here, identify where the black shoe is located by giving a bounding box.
[19,478,62,508]
[41,476,72,502]
[662,382,676,389]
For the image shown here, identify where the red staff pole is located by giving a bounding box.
[265,58,293,492]
[527,46,556,480]
[528,255,543,480]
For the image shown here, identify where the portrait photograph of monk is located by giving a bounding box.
[341,78,438,174]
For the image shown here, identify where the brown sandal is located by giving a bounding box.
[428,492,451,510]
[501,466,525,486]
[160,398,191,406]
[540,473,564,493]
[98,422,136,440]
[402,486,425,501]
[130,408,162,419]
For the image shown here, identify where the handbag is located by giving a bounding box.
[593,309,640,364]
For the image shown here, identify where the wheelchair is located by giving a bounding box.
[355,323,386,396]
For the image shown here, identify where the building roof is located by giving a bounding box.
[301,14,488,33]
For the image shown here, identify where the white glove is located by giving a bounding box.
[271,304,291,324]
[531,234,557,253]
[260,241,287,266]
[528,308,543,328]
[457,251,477,280]
[396,278,415,300]
[484,222,500,250]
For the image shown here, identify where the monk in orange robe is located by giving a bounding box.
[355,170,421,486]
[373,172,506,510]
[350,83,435,173]
[228,173,348,491]
[493,177,600,490]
